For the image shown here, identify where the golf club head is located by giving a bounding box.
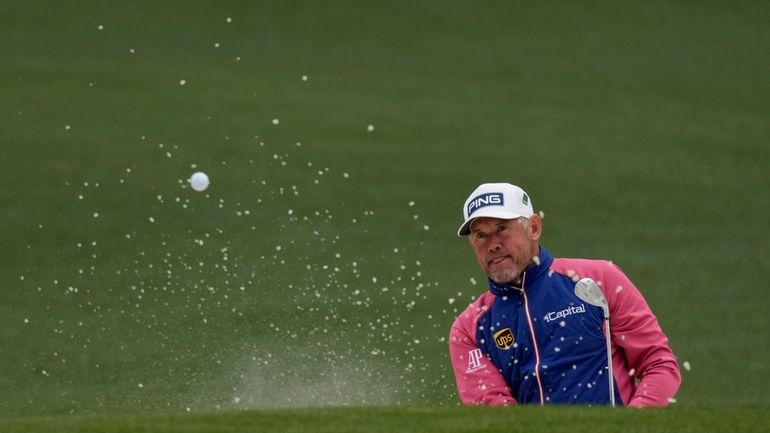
[574,277,609,318]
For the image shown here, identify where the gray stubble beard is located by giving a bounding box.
[488,243,534,286]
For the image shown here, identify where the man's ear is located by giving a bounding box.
[529,213,543,241]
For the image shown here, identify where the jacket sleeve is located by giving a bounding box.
[603,263,682,407]
[448,308,516,406]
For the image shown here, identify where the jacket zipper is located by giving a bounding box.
[520,272,545,404]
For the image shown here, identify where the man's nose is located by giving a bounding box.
[487,238,502,252]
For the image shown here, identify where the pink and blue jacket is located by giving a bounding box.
[449,246,681,407]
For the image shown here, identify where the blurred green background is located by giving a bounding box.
[1,0,768,418]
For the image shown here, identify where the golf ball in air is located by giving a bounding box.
[189,172,210,192]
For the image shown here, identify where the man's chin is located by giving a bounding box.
[489,271,521,286]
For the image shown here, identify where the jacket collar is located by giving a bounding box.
[487,246,553,296]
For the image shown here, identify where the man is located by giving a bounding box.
[449,183,681,407]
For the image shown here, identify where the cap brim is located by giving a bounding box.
[456,210,529,236]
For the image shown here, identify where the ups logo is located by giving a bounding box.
[493,328,514,350]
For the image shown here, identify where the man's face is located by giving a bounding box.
[468,217,538,285]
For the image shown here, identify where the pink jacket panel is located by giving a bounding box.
[449,292,516,405]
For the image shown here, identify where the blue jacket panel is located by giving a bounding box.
[475,247,623,405]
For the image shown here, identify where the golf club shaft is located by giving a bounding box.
[605,318,615,407]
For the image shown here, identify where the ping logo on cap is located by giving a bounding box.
[467,192,504,216]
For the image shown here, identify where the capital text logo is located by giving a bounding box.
[543,304,586,323]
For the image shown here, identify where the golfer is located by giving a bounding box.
[449,183,681,406]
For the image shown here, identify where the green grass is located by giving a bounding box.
[2,406,769,433]
[1,0,769,429]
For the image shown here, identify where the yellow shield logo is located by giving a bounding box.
[493,328,514,350]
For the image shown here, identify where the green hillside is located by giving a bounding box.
[1,0,768,422]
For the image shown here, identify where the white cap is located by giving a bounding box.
[457,183,534,236]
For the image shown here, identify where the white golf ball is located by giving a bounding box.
[189,171,210,192]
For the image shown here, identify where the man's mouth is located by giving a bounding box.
[489,256,510,267]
